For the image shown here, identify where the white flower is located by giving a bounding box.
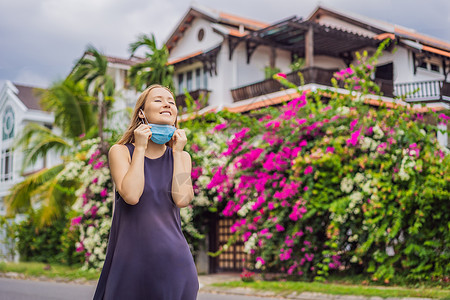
[354,173,365,184]
[336,106,350,115]
[372,125,384,140]
[340,177,354,193]
[237,201,255,217]
[244,233,257,254]
[255,260,262,269]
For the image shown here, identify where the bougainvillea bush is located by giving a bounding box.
[57,137,115,270]
[180,109,261,253]
[207,41,449,282]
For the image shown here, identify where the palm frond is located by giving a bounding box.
[12,123,71,173]
[3,164,65,217]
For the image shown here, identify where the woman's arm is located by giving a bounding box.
[109,144,146,205]
[171,150,194,208]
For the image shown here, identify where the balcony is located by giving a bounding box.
[230,67,395,102]
[394,80,450,102]
[231,67,337,102]
[175,89,210,111]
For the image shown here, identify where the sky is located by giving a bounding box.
[0,0,449,88]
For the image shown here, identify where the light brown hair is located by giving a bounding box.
[115,84,178,148]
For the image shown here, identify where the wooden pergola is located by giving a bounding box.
[228,16,380,66]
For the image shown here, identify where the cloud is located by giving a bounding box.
[0,0,448,88]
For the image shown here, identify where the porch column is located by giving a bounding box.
[437,123,448,148]
[305,25,314,67]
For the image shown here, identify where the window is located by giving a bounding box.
[203,69,208,90]
[418,61,427,69]
[178,73,184,94]
[198,28,205,42]
[430,63,440,72]
[1,148,13,182]
[2,106,14,141]
[196,68,201,89]
[186,71,193,92]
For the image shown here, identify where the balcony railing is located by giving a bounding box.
[230,67,396,102]
[231,67,339,102]
[175,89,210,111]
[394,80,450,101]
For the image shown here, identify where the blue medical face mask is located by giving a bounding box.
[140,109,176,144]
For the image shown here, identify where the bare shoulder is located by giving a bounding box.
[109,144,131,163]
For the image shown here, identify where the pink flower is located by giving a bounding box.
[276,73,287,78]
[92,178,98,184]
[76,244,84,252]
[346,129,361,147]
[349,119,358,131]
[213,122,228,132]
[100,188,108,197]
[71,216,82,226]
[93,161,104,170]
[256,257,265,265]
[275,224,285,232]
[304,166,313,175]
[326,147,335,153]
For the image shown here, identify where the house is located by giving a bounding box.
[0,81,60,261]
[160,3,450,273]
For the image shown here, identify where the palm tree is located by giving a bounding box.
[128,33,174,91]
[5,79,95,226]
[70,45,115,155]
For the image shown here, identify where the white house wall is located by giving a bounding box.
[358,46,446,84]
[169,18,224,60]
[314,55,347,70]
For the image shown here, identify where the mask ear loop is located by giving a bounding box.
[139,109,150,125]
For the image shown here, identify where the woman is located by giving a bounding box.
[93,84,199,299]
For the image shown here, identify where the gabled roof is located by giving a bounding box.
[308,5,450,53]
[13,83,46,111]
[165,3,269,52]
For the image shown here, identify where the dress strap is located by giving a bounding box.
[125,143,134,160]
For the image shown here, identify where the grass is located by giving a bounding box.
[213,280,450,299]
[0,261,100,281]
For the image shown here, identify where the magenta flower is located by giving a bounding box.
[304,166,313,175]
[276,224,285,232]
[213,122,228,132]
[256,256,265,265]
[100,188,108,197]
[349,119,358,131]
[326,147,335,153]
[71,216,82,226]
[93,161,104,170]
[276,72,287,78]
[346,129,361,146]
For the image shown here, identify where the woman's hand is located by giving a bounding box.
[134,124,152,149]
[172,129,187,152]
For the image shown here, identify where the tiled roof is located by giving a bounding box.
[13,83,46,111]
[218,12,269,30]
[166,5,269,51]
[224,88,446,114]
[309,5,450,53]
[104,55,145,66]
[168,50,203,65]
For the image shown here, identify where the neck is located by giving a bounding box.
[145,141,167,154]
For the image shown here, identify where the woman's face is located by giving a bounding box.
[140,87,177,125]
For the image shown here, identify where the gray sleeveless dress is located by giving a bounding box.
[93,143,199,300]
